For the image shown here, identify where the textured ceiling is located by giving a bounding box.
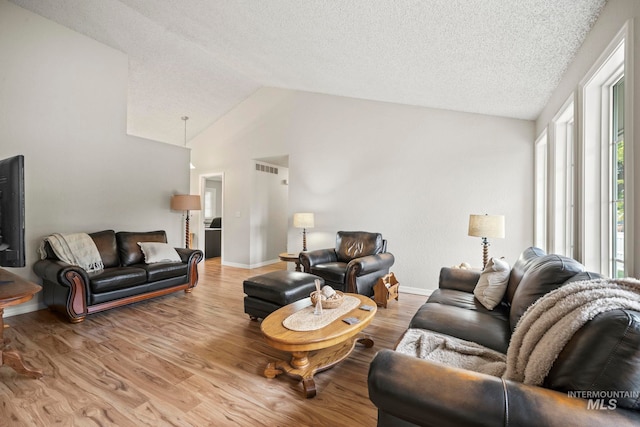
[11,0,607,146]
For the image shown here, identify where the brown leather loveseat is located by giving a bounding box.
[33,230,203,323]
[368,247,640,426]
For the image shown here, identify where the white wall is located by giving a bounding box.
[190,88,534,293]
[250,163,288,266]
[0,1,191,314]
[535,0,640,275]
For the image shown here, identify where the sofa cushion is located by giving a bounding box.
[509,254,584,330]
[89,267,147,293]
[546,309,640,410]
[409,302,510,353]
[474,257,511,310]
[310,262,348,285]
[138,242,181,264]
[427,289,510,319]
[89,230,119,268]
[138,262,188,282]
[505,246,546,304]
[335,231,384,263]
[116,231,167,267]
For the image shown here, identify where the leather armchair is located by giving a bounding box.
[299,231,395,296]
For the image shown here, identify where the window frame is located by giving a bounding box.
[576,22,634,276]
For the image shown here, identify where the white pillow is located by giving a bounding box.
[137,242,181,264]
[473,257,511,310]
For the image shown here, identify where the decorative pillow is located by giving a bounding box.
[137,242,181,264]
[474,257,511,310]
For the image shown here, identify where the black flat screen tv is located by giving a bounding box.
[0,155,25,268]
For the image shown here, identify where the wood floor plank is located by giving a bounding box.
[0,259,426,426]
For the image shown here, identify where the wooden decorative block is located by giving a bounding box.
[373,272,399,308]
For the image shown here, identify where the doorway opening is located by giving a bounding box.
[199,173,223,261]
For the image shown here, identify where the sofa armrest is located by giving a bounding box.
[33,259,89,287]
[368,349,640,427]
[348,253,395,276]
[174,248,203,290]
[175,248,203,264]
[33,259,91,322]
[438,267,481,293]
[299,249,337,272]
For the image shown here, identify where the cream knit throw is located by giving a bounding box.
[395,329,507,377]
[40,233,104,273]
[505,277,640,385]
[397,278,640,386]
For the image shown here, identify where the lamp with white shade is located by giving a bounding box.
[171,194,201,248]
[293,213,314,252]
[468,214,505,270]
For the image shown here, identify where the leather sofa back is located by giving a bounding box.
[335,231,384,263]
[89,230,119,268]
[116,231,167,266]
[546,308,640,410]
[41,230,119,267]
[509,254,585,330]
[505,246,546,304]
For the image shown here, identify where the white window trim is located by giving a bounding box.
[577,20,634,276]
[549,96,575,257]
[534,131,548,250]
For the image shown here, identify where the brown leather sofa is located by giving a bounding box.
[299,231,395,296]
[33,230,203,323]
[368,247,640,426]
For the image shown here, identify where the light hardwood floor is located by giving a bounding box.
[0,259,426,426]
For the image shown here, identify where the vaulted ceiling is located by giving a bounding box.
[11,0,607,146]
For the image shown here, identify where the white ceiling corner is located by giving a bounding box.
[10,0,607,146]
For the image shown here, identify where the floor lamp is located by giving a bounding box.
[468,214,505,270]
[171,194,201,248]
[293,213,314,252]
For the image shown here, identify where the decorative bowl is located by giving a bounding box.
[310,290,344,309]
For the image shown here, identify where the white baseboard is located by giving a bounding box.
[3,300,46,318]
[221,261,250,269]
[399,286,432,297]
[222,259,280,269]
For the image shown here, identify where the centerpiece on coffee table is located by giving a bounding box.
[310,285,344,309]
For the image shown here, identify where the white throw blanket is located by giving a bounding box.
[40,233,104,273]
[505,277,640,385]
[395,329,507,377]
[397,278,640,385]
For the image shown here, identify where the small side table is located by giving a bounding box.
[279,252,302,272]
[0,268,43,378]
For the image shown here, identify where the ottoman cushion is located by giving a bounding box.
[243,271,323,306]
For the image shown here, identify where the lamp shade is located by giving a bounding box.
[171,194,201,211]
[468,214,505,238]
[293,212,314,229]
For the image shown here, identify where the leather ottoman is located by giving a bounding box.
[243,271,324,320]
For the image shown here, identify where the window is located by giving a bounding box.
[204,188,216,220]
[540,23,633,277]
[550,99,575,257]
[534,132,548,250]
[579,31,626,275]
[610,76,624,277]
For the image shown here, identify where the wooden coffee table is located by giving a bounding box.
[0,268,43,378]
[261,293,376,398]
